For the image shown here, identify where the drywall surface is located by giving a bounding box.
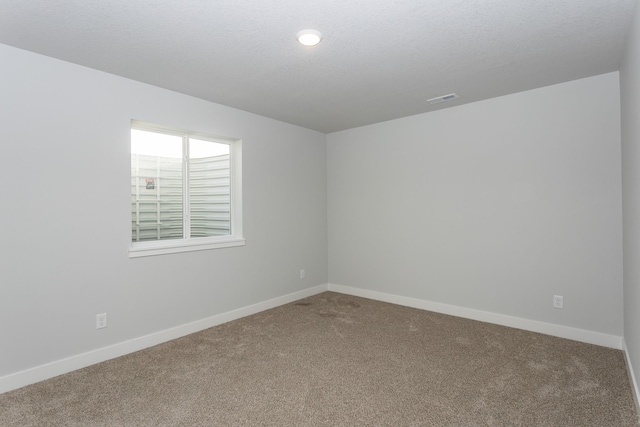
[0,43,327,378]
[621,0,640,405]
[327,72,623,335]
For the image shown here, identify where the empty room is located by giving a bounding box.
[2,0,640,425]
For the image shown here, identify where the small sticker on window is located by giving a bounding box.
[145,178,155,190]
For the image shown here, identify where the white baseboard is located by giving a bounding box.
[2,283,623,394]
[328,284,623,349]
[0,284,329,394]
[623,339,640,417]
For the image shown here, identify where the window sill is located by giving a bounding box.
[129,236,245,258]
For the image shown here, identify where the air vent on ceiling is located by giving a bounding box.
[427,93,459,105]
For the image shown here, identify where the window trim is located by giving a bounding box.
[129,121,244,258]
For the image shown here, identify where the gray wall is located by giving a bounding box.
[327,72,623,335]
[0,43,328,377]
[621,0,640,402]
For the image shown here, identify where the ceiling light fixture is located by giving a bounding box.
[297,29,322,46]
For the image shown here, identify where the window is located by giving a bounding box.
[129,121,243,257]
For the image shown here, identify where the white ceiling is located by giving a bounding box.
[0,0,635,133]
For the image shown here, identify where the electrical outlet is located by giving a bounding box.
[553,295,563,309]
[300,269,306,279]
[96,313,107,329]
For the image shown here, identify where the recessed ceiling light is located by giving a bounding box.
[297,29,322,46]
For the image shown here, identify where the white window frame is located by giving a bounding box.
[129,121,244,258]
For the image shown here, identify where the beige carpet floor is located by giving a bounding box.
[0,291,638,426]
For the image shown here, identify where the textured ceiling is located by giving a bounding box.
[0,0,635,133]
